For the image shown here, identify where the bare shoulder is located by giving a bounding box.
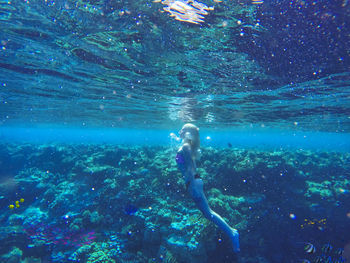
[181,143,192,153]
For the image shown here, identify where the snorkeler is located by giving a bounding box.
[175,123,240,253]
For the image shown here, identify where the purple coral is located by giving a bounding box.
[24,223,96,248]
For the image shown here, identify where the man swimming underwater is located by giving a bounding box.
[175,123,240,253]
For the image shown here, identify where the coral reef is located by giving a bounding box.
[0,247,23,263]
[0,143,349,262]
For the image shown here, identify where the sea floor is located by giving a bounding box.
[0,143,349,263]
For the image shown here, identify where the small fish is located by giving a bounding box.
[227,142,232,148]
[300,259,310,263]
[304,242,316,254]
[124,204,138,215]
[322,243,333,253]
[335,248,344,256]
[252,0,264,4]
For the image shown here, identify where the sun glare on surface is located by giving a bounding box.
[154,0,214,24]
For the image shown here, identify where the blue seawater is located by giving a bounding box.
[0,0,349,262]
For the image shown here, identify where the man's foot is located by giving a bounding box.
[231,228,240,253]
